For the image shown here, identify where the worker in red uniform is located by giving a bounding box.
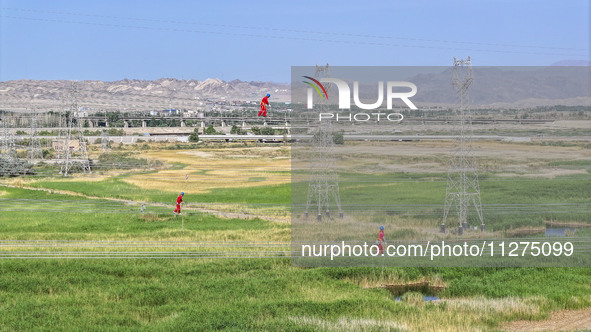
[174,192,184,215]
[258,93,270,117]
[377,226,385,254]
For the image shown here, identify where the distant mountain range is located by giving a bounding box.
[291,66,590,108]
[0,78,290,111]
[410,66,591,107]
[2,65,590,112]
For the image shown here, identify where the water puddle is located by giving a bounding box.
[382,281,444,301]
[507,226,583,237]
[545,227,577,236]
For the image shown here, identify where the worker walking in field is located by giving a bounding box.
[377,226,385,254]
[174,192,184,215]
[258,93,270,117]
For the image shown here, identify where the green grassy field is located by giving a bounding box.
[2,185,590,330]
[27,176,291,205]
[2,253,590,330]
[26,172,591,229]
[2,143,591,331]
[0,186,289,243]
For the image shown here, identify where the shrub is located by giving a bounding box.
[251,126,261,135]
[260,127,275,135]
[107,128,125,136]
[204,125,217,135]
[42,149,53,159]
[333,130,345,144]
[230,125,247,135]
[189,128,200,142]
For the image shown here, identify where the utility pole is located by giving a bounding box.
[442,57,484,234]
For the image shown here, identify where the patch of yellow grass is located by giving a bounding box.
[392,296,543,331]
[392,297,543,332]
[288,316,407,331]
[444,296,542,317]
[147,227,290,242]
[123,148,291,194]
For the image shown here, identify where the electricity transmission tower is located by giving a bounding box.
[0,116,29,176]
[58,82,91,176]
[27,109,44,161]
[442,57,484,234]
[304,64,343,221]
[1,116,18,162]
[101,129,111,152]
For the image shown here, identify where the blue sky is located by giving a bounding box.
[1,0,589,82]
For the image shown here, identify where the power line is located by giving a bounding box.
[2,7,588,52]
[0,15,587,57]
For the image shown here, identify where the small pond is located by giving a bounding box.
[545,227,577,236]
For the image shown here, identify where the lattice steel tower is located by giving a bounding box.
[101,129,111,152]
[58,82,91,176]
[1,116,18,163]
[442,57,484,234]
[304,64,343,221]
[28,109,44,161]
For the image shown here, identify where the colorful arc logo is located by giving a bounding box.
[302,76,328,100]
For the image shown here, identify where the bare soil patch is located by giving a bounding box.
[503,307,591,331]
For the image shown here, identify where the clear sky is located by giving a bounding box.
[1,0,589,82]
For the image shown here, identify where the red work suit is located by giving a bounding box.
[174,194,183,214]
[378,230,385,254]
[258,96,269,117]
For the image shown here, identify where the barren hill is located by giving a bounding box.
[0,78,290,112]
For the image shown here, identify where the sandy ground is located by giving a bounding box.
[503,307,591,331]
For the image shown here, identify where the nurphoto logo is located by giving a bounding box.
[304,76,418,110]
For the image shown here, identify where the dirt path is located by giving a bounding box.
[0,184,289,223]
[503,308,591,331]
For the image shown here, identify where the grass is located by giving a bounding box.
[1,259,590,331]
[0,186,289,242]
[0,210,289,242]
[26,178,291,205]
[2,142,591,330]
[293,172,591,231]
[119,148,290,194]
[23,170,591,225]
